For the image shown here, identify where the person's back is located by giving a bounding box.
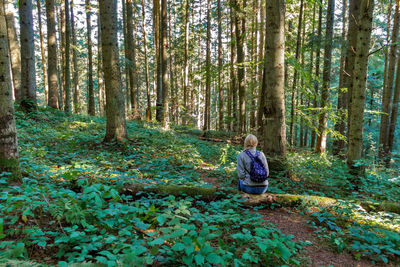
[237,134,269,194]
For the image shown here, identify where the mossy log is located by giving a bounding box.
[121,184,338,207]
[360,201,400,214]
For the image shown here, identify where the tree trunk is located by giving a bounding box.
[345,0,361,146]
[142,0,151,121]
[4,0,21,101]
[63,0,71,112]
[379,0,399,162]
[160,0,169,128]
[289,0,304,147]
[36,0,48,104]
[19,0,37,104]
[182,0,190,125]
[257,0,265,137]
[0,0,21,182]
[234,0,246,133]
[347,0,374,172]
[168,2,175,123]
[71,0,79,113]
[86,0,95,115]
[230,2,238,132]
[97,12,104,116]
[154,0,162,122]
[249,0,257,130]
[310,4,323,148]
[126,0,138,118]
[217,0,224,130]
[99,0,128,142]
[203,0,211,131]
[316,0,335,154]
[333,0,348,156]
[45,0,59,109]
[262,0,286,162]
[59,2,65,106]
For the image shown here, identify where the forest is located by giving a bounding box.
[0,0,400,265]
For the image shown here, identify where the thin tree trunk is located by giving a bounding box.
[316,0,335,154]
[203,0,211,131]
[257,0,265,137]
[262,0,286,161]
[310,4,323,148]
[168,2,175,123]
[0,0,21,181]
[86,0,95,115]
[333,0,348,155]
[64,0,71,112]
[154,0,162,122]
[4,0,21,100]
[55,4,63,108]
[19,0,37,104]
[347,0,374,173]
[36,0,48,104]
[97,12,104,116]
[379,0,399,162]
[142,0,151,121]
[160,0,169,128]
[60,2,65,106]
[217,0,224,130]
[126,0,138,118]
[71,0,79,113]
[388,53,400,159]
[234,0,246,133]
[249,0,257,130]
[45,0,59,109]
[99,0,128,141]
[182,0,190,125]
[289,0,304,147]
[230,2,238,132]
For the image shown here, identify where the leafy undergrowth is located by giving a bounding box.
[0,107,399,265]
[0,108,300,266]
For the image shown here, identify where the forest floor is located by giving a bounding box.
[1,107,400,266]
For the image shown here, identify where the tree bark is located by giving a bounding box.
[333,0,348,156]
[257,0,265,137]
[310,4,322,148]
[262,0,286,161]
[99,0,128,142]
[160,0,169,128]
[45,0,59,109]
[217,0,224,130]
[182,0,190,125]
[19,0,37,104]
[289,0,304,147]
[36,0,48,104]
[63,0,71,112]
[97,12,104,116]
[126,0,138,118]
[316,0,335,154]
[0,0,21,182]
[154,0,162,122]
[379,0,399,162]
[71,0,79,113]
[347,0,374,172]
[234,0,246,133]
[203,0,211,131]
[4,0,21,101]
[86,0,95,115]
[142,0,151,121]
[230,2,239,132]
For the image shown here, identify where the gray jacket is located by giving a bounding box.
[237,148,269,186]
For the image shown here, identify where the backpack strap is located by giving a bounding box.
[244,150,256,161]
[245,150,265,168]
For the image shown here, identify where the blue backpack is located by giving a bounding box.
[244,150,268,182]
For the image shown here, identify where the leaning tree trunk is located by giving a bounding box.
[64,0,71,112]
[45,0,59,109]
[86,0,95,116]
[347,0,374,173]
[203,0,211,131]
[262,0,287,165]
[99,0,128,142]
[19,0,36,105]
[379,0,399,163]
[160,0,169,129]
[0,1,21,182]
[36,0,48,104]
[316,0,335,154]
[4,0,21,101]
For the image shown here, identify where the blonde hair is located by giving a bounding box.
[244,134,258,149]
